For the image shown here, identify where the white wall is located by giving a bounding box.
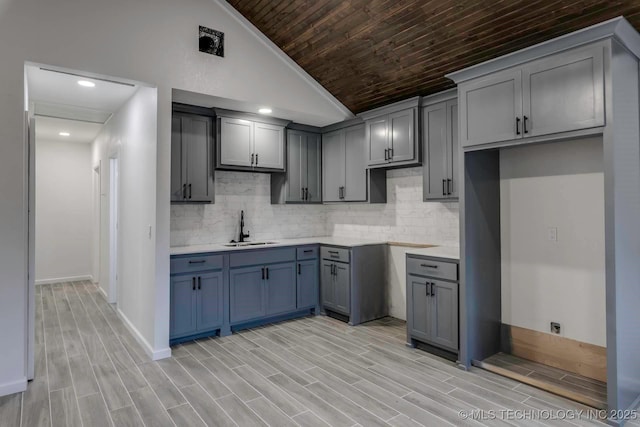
[35,139,93,283]
[0,0,350,393]
[500,137,606,347]
[171,171,327,246]
[92,87,159,356]
[172,167,460,320]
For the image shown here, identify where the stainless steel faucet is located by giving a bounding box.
[238,210,250,243]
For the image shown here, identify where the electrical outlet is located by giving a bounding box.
[548,227,558,242]
[550,322,561,334]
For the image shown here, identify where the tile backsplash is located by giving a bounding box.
[171,168,459,247]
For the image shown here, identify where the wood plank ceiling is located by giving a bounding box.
[227,0,640,114]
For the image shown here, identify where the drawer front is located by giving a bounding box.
[230,247,296,268]
[321,246,350,263]
[407,256,457,281]
[297,246,319,260]
[171,254,224,274]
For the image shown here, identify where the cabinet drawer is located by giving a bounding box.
[230,247,296,268]
[171,254,223,274]
[407,256,457,281]
[297,246,319,260]
[321,246,350,263]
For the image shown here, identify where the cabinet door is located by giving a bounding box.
[320,262,335,310]
[322,131,345,202]
[305,134,322,203]
[430,280,459,351]
[344,125,367,202]
[389,109,415,163]
[297,259,318,309]
[522,45,604,138]
[460,69,522,147]
[219,117,253,167]
[195,271,224,332]
[286,131,305,202]
[265,262,297,316]
[185,115,214,202]
[408,276,430,342]
[254,122,285,170]
[170,275,197,338]
[366,116,389,166]
[333,262,351,316]
[423,102,448,200]
[446,100,459,199]
[229,266,265,323]
[170,114,187,202]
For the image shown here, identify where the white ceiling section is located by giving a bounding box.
[27,66,139,144]
[35,116,103,144]
[27,66,138,115]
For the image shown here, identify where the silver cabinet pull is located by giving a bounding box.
[251,153,254,165]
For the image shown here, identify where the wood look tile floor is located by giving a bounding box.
[0,281,626,427]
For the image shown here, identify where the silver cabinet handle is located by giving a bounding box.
[420,263,438,269]
[255,153,259,165]
[251,153,254,165]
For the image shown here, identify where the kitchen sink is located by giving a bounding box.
[223,241,279,247]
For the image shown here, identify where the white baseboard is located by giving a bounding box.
[0,377,27,397]
[36,275,93,285]
[116,308,171,361]
[97,285,108,300]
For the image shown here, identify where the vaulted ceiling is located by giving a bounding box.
[228,0,640,114]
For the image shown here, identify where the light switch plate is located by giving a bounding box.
[548,227,558,242]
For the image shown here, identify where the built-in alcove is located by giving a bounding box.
[469,137,609,408]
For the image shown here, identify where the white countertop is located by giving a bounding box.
[170,236,389,256]
[405,245,460,260]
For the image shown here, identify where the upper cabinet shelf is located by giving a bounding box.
[215,109,290,172]
[459,44,605,148]
[359,97,422,169]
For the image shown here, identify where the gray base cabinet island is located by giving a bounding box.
[320,244,387,325]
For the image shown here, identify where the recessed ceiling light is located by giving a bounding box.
[77,80,96,88]
[59,132,70,137]
[258,108,272,114]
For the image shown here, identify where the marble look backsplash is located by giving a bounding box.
[171,168,459,247]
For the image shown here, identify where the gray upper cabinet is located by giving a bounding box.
[361,97,420,169]
[171,111,214,203]
[522,45,604,137]
[423,98,458,200]
[218,116,253,168]
[217,111,289,172]
[322,124,367,202]
[459,44,604,148]
[276,130,322,204]
[253,122,284,169]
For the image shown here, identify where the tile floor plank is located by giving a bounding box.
[180,384,237,427]
[77,393,112,427]
[246,396,298,427]
[110,405,145,427]
[129,386,175,427]
[217,394,268,427]
[50,387,82,427]
[0,393,22,427]
[167,403,207,427]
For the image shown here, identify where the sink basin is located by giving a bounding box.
[223,241,278,247]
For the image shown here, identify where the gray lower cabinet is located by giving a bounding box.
[297,259,319,309]
[171,111,214,203]
[229,265,266,323]
[229,262,296,323]
[406,254,459,353]
[170,269,224,340]
[423,98,458,200]
[320,244,386,325]
[321,260,350,316]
